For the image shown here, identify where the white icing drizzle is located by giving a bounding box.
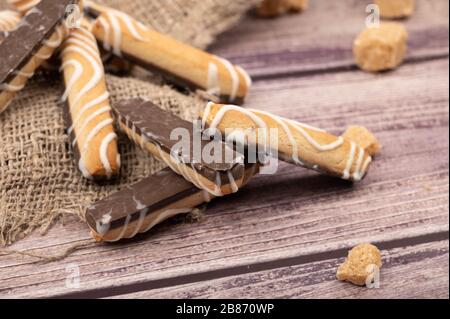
[60,60,83,101]
[113,214,131,241]
[207,62,220,96]
[8,0,41,13]
[71,106,112,146]
[78,156,93,180]
[352,146,365,181]
[0,82,25,92]
[129,208,149,238]
[44,26,64,48]
[95,210,112,236]
[0,10,21,32]
[216,57,240,102]
[227,170,239,193]
[236,65,252,89]
[61,28,118,179]
[96,10,149,56]
[97,16,111,51]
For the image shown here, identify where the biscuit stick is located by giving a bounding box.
[202,103,380,182]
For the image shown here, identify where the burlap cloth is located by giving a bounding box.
[0,0,261,246]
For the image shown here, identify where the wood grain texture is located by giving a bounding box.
[210,0,449,78]
[0,0,448,299]
[0,58,447,298]
[113,241,450,299]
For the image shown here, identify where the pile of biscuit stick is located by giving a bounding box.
[0,0,381,242]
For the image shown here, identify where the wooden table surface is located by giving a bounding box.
[0,0,448,299]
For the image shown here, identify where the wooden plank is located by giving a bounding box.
[210,0,449,78]
[0,57,447,298]
[116,241,449,299]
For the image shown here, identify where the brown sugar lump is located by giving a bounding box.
[343,126,382,157]
[256,0,308,17]
[374,0,415,19]
[337,243,382,286]
[353,22,408,72]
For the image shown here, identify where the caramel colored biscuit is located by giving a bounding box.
[61,26,120,180]
[353,22,408,72]
[374,0,415,19]
[202,103,379,182]
[337,243,382,286]
[88,3,251,104]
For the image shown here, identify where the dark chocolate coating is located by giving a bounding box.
[85,167,199,233]
[0,0,78,86]
[113,98,245,185]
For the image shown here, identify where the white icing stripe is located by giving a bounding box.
[236,65,252,89]
[227,171,239,193]
[207,62,220,96]
[0,11,20,31]
[100,132,117,178]
[1,82,25,91]
[68,91,110,133]
[204,103,366,180]
[72,106,112,146]
[114,214,131,241]
[142,209,192,233]
[14,69,34,78]
[44,27,64,48]
[78,157,93,180]
[361,156,372,176]
[99,10,149,57]
[9,0,40,13]
[216,57,240,102]
[62,28,118,180]
[128,209,148,238]
[81,118,114,155]
[114,11,149,40]
[60,60,83,102]
[343,142,356,180]
[70,32,99,52]
[97,16,111,51]
[64,39,102,64]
